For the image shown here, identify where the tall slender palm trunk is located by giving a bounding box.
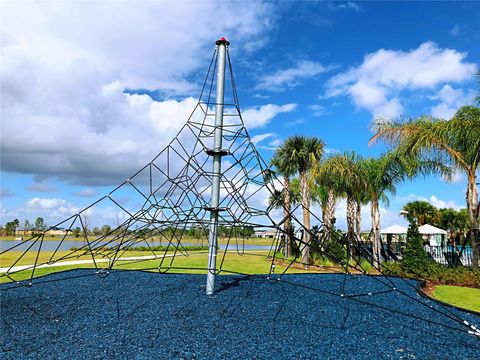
[323,189,336,242]
[346,196,355,241]
[467,173,479,267]
[322,203,328,231]
[355,201,362,237]
[283,177,292,257]
[300,171,310,265]
[370,196,381,265]
[346,195,356,261]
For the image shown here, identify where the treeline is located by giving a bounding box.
[1,217,47,236]
[401,200,471,245]
[22,224,255,239]
[0,219,255,239]
[270,103,479,268]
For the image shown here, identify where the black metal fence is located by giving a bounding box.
[357,241,473,267]
[424,245,473,267]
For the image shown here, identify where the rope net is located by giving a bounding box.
[1,42,478,341]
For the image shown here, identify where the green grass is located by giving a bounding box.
[432,285,480,312]
[0,249,190,267]
[0,264,97,284]
[0,250,329,284]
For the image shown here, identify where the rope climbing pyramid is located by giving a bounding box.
[0,38,319,289]
[1,38,479,343]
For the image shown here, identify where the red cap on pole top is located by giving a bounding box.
[215,37,230,46]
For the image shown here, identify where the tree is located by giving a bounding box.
[360,151,448,264]
[5,219,19,236]
[270,144,297,257]
[371,105,480,267]
[35,217,45,231]
[72,227,82,238]
[434,208,469,246]
[268,178,301,256]
[277,136,325,264]
[23,220,31,231]
[401,201,438,226]
[101,224,112,236]
[314,152,365,243]
[402,213,429,275]
[358,155,400,264]
[311,159,342,242]
[13,219,19,233]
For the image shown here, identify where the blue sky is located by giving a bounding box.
[1,1,479,230]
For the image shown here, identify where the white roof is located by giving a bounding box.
[418,224,447,235]
[380,225,407,234]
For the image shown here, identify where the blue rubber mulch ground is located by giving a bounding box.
[1,270,479,359]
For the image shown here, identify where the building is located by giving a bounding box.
[15,229,70,237]
[380,224,407,243]
[253,229,277,238]
[418,224,447,247]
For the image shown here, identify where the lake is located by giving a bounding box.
[0,239,271,252]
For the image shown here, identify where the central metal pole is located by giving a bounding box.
[206,37,228,295]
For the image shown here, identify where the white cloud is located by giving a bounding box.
[428,195,462,210]
[251,133,274,144]
[324,148,340,154]
[242,103,297,129]
[25,197,70,211]
[309,104,329,117]
[285,118,305,127]
[398,194,463,211]
[0,1,275,186]
[430,85,476,119]
[441,169,467,184]
[253,94,271,99]
[331,199,403,231]
[13,196,133,227]
[450,25,461,36]
[2,93,198,185]
[325,42,477,118]
[257,60,331,91]
[333,2,362,12]
[443,170,464,184]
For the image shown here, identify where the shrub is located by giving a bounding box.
[311,252,334,267]
[358,258,373,274]
[324,239,346,264]
[383,261,480,288]
[401,216,429,275]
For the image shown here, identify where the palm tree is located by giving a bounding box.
[371,105,480,267]
[401,200,438,226]
[268,178,301,256]
[270,147,297,257]
[311,160,340,240]
[313,152,365,243]
[435,208,469,246]
[353,185,370,239]
[358,154,413,264]
[278,136,325,264]
[310,183,332,230]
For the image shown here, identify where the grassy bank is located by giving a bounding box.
[0,249,204,268]
[431,285,480,312]
[0,251,327,284]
